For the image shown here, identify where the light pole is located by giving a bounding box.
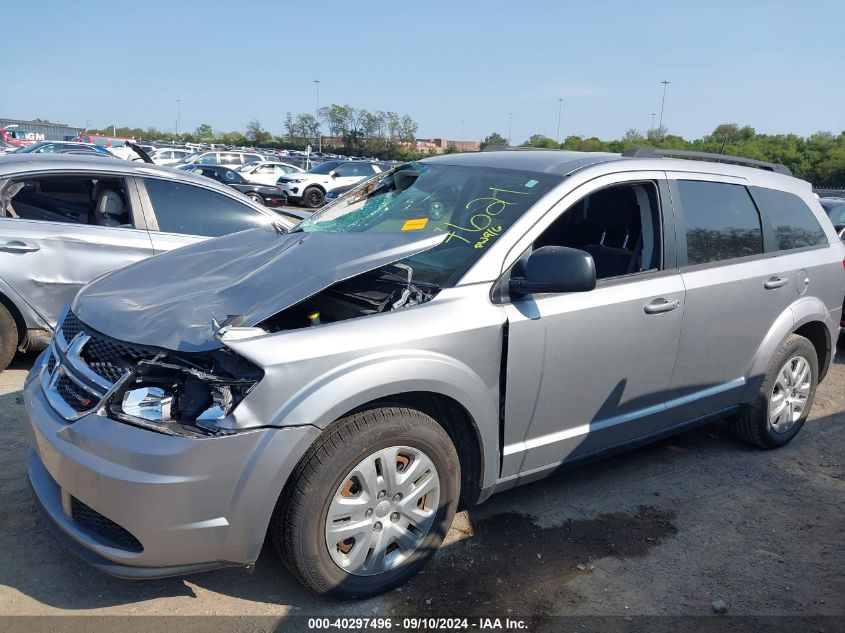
[556,98,564,143]
[313,80,321,153]
[507,112,512,145]
[176,99,181,135]
[658,80,670,131]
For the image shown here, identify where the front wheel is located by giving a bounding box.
[272,407,460,598]
[302,186,325,208]
[732,333,818,449]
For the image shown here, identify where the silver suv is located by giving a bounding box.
[0,154,300,371]
[24,148,845,598]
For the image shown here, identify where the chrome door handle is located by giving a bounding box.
[764,276,788,289]
[0,240,40,253]
[644,298,680,314]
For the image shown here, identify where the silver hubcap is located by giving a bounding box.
[769,355,811,433]
[325,445,440,576]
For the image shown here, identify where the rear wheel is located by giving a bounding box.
[272,407,460,598]
[246,192,264,205]
[0,302,18,373]
[302,186,325,208]
[732,334,818,449]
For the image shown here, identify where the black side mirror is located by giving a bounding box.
[330,171,339,178]
[509,246,596,296]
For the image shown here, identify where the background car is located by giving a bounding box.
[0,154,299,371]
[11,141,111,155]
[236,161,304,185]
[149,148,194,165]
[820,196,845,234]
[172,150,267,169]
[323,182,355,203]
[178,164,289,209]
[276,160,386,208]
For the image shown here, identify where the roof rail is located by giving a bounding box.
[621,147,793,176]
[482,145,550,152]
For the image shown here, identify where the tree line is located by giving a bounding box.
[485,124,845,186]
[88,119,845,186]
[89,104,421,160]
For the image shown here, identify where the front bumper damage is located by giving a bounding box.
[25,352,320,577]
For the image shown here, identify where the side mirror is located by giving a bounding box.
[509,246,596,297]
[330,171,339,178]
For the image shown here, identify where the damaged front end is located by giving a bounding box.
[42,308,263,437]
[108,352,263,437]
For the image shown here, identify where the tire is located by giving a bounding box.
[732,333,818,449]
[246,192,264,205]
[0,302,18,374]
[302,186,325,208]
[272,406,460,598]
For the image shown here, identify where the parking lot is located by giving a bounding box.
[1,349,842,621]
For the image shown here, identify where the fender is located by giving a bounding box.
[743,296,832,402]
[272,350,500,490]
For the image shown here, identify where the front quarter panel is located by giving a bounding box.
[222,284,505,490]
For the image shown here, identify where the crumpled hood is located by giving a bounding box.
[73,228,445,351]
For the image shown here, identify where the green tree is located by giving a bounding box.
[521,134,558,149]
[245,119,264,143]
[195,123,213,139]
[481,132,508,149]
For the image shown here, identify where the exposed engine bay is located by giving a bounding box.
[258,263,439,333]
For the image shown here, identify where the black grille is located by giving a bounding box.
[46,354,56,374]
[55,375,95,412]
[82,336,156,383]
[71,497,143,552]
[60,311,84,341]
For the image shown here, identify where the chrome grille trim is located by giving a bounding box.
[42,310,135,422]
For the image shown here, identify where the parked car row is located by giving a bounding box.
[14,147,845,600]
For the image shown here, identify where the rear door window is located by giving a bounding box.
[750,187,827,250]
[677,180,763,265]
[142,178,273,237]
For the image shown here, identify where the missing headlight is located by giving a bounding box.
[107,351,262,436]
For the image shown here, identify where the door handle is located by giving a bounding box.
[0,240,40,253]
[764,276,788,290]
[644,298,680,314]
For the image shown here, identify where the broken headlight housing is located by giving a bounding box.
[108,353,262,436]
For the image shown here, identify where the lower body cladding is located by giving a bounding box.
[24,356,320,578]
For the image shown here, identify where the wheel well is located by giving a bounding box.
[0,292,26,347]
[794,321,831,381]
[303,184,325,193]
[351,392,483,509]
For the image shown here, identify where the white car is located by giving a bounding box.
[276,160,386,208]
[174,150,268,169]
[150,149,194,165]
[237,161,304,185]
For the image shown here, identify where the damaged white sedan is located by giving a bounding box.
[23,149,844,597]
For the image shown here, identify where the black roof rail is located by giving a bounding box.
[482,145,551,152]
[621,147,793,176]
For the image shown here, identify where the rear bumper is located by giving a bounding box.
[25,353,320,576]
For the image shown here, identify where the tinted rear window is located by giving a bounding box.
[678,180,763,265]
[751,187,827,250]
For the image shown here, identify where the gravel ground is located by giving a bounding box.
[0,348,843,623]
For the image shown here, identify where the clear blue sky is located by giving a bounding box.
[4,0,842,142]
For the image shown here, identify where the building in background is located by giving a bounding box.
[0,118,85,146]
[416,138,481,155]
